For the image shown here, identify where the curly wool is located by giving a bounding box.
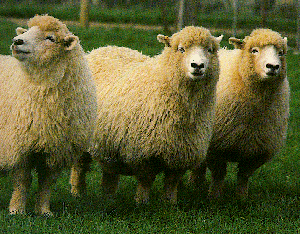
[88,26,220,170]
[243,29,288,52]
[0,15,97,170]
[210,28,289,160]
[170,26,220,54]
[28,14,69,38]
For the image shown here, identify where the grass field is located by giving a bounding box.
[0,18,300,233]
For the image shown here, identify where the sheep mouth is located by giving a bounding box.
[266,71,279,77]
[11,45,31,56]
[191,72,205,78]
[12,49,31,55]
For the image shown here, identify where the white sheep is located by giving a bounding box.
[190,29,289,199]
[70,26,222,204]
[0,15,97,215]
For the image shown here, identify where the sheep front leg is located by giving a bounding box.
[135,174,156,204]
[35,167,59,216]
[207,160,227,199]
[164,169,185,204]
[9,166,32,215]
[70,152,92,197]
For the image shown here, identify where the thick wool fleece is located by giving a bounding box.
[0,15,97,170]
[209,29,289,161]
[88,26,220,170]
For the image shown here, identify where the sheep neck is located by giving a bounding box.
[244,73,286,101]
[22,59,67,88]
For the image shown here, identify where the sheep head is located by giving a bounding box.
[157,26,223,81]
[229,29,287,83]
[11,15,79,65]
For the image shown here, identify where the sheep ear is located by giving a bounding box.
[283,37,288,45]
[229,37,245,49]
[16,27,27,35]
[63,35,79,51]
[215,35,223,44]
[157,34,171,47]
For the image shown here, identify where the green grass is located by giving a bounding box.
[0,3,296,32]
[0,18,300,233]
[0,2,297,49]
[0,19,18,55]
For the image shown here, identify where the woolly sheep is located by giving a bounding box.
[190,29,289,199]
[70,26,222,204]
[0,15,97,215]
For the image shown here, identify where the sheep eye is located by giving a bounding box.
[178,47,185,53]
[45,36,55,42]
[207,47,214,53]
[251,48,259,54]
[278,50,285,56]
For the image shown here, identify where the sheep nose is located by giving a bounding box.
[191,63,205,69]
[13,39,24,45]
[266,63,280,71]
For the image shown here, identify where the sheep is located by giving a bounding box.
[189,29,289,200]
[0,15,97,215]
[70,26,223,204]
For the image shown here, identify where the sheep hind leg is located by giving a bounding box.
[70,152,92,197]
[35,167,59,216]
[9,166,32,215]
[164,169,185,204]
[101,171,120,200]
[207,160,227,200]
[189,161,207,187]
[237,157,268,200]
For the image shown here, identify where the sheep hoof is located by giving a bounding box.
[207,189,223,201]
[104,194,117,204]
[35,205,54,217]
[236,187,249,201]
[187,175,207,189]
[135,196,149,205]
[70,187,85,198]
[164,199,177,205]
[40,211,54,218]
[163,192,178,205]
[9,209,26,215]
[36,210,54,217]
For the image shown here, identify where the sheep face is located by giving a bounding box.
[11,24,78,65]
[157,26,222,81]
[251,45,285,80]
[182,45,210,80]
[229,29,287,83]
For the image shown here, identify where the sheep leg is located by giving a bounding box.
[35,167,59,216]
[189,161,207,186]
[70,152,92,197]
[9,166,32,215]
[101,171,120,198]
[164,169,185,204]
[207,160,227,199]
[237,157,268,199]
[135,174,156,204]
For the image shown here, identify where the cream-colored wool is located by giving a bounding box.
[0,15,97,215]
[190,29,289,199]
[71,26,222,203]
